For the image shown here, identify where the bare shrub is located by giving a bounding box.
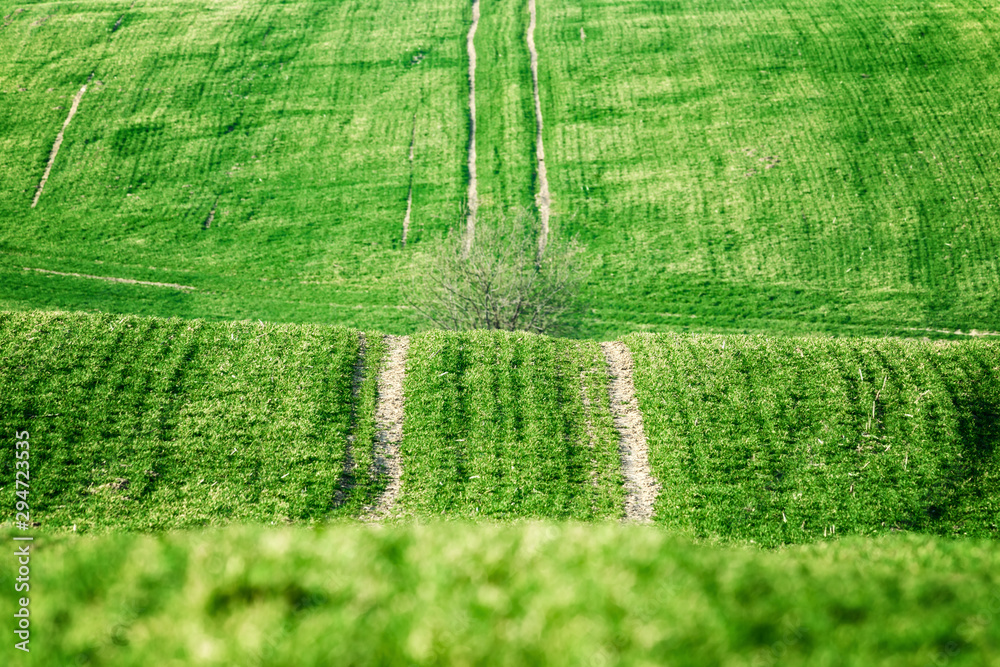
[409,209,587,334]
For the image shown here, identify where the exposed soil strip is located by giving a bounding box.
[402,112,417,247]
[464,0,481,254]
[32,82,88,208]
[3,8,26,30]
[203,199,218,230]
[527,0,551,256]
[363,335,410,520]
[25,267,196,290]
[334,333,367,507]
[902,327,1000,337]
[601,341,659,523]
[111,3,137,34]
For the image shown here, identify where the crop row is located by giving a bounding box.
[0,311,374,529]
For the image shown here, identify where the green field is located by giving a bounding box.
[4,0,1000,662]
[626,333,1000,546]
[400,329,624,519]
[0,0,468,330]
[0,310,391,529]
[2,524,1000,666]
[3,0,1000,337]
[2,310,997,538]
[540,0,1000,336]
[2,311,999,663]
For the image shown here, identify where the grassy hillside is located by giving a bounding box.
[0,0,468,329]
[2,310,998,539]
[2,524,999,666]
[400,330,624,519]
[538,0,1000,336]
[3,1,1000,337]
[627,333,1000,546]
[0,310,388,530]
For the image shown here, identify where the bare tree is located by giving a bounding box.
[409,209,587,334]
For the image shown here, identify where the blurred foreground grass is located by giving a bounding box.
[1,522,999,666]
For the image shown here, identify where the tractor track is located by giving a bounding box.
[32,81,88,208]
[25,267,196,290]
[363,335,410,520]
[601,341,659,522]
[527,0,551,255]
[464,0,480,254]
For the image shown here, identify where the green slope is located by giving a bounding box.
[0,310,384,530]
[539,0,1000,337]
[2,524,1000,666]
[3,310,999,537]
[627,333,1000,546]
[0,0,467,329]
[4,1,1000,337]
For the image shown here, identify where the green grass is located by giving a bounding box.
[3,310,999,537]
[0,0,467,329]
[539,0,1000,337]
[4,1,1000,337]
[0,310,384,530]
[475,0,536,216]
[3,523,1000,665]
[400,329,624,519]
[2,312,999,663]
[626,333,1000,546]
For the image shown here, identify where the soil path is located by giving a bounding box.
[26,267,196,290]
[464,0,480,254]
[32,83,88,208]
[601,341,659,523]
[203,199,218,230]
[527,0,551,255]
[364,335,410,520]
[902,327,1000,337]
[402,113,416,247]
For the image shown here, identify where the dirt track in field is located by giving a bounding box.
[464,0,480,254]
[25,267,196,290]
[363,335,410,520]
[32,83,88,208]
[402,113,416,247]
[601,341,659,523]
[527,0,551,255]
[902,327,1000,337]
[203,200,217,229]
